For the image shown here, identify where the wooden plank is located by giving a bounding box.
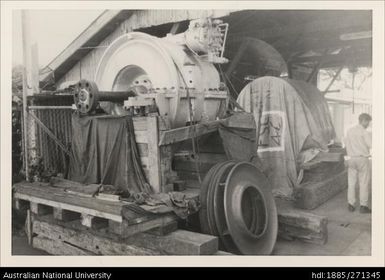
[95,193,121,202]
[146,221,178,236]
[277,200,328,245]
[49,177,100,196]
[110,214,177,238]
[14,182,123,222]
[134,130,148,144]
[294,170,348,210]
[133,117,148,131]
[32,218,159,255]
[137,143,148,157]
[15,191,122,221]
[133,116,167,131]
[32,236,93,255]
[34,214,217,255]
[25,210,32,245]
[160,145,173,188]
[125,230,219,255]
[158,120,222,146]
[224,113,256,129]
[50,176,91,189]
[147,116,162,193]
[278,225,327,245]
[278,211,327,233]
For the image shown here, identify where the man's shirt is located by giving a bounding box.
[344,124,372,157]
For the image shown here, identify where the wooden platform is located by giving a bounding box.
[31,214,220,255]
[14,181,331,254]
[13,181,228,255]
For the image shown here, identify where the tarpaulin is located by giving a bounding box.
[218,114,265,172]
[235,76,336,199]
[68,113,151,194]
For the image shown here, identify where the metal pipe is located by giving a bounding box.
[28,106,73,110]
[97,90,136,102]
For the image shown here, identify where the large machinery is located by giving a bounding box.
[70,17,280,255]
[75,18,229,127]
[53,16,340,255]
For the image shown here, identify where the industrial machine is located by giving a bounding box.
[14,11,363,257]
[74,18,229,128]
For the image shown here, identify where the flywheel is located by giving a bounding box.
[199,161,278,255]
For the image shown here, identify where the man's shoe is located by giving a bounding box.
[348,204,355,212]
[359,206,371,214]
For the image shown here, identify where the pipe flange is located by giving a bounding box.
[74,79,99,114]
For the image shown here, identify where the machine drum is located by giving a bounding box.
[199,161,278,255]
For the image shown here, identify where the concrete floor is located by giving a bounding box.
[273,189,371,256]
[12,189,371,256]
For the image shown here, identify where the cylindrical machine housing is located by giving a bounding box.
[94,32,228,127]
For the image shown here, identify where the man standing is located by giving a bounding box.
[344,113,372,214]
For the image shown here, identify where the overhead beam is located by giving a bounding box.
[291,50,371,65]
[236,14,371,42]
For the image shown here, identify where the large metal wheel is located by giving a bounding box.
[199,160,278,255]
[224,162,278,255]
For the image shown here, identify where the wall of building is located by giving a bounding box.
[56,10,230,88]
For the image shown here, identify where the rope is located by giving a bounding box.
[218,65,246,112]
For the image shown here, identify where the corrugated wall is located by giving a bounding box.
[56,9,230,87]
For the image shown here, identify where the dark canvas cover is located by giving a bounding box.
[68,114,150,194]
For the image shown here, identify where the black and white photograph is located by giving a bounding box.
[1,1,384,268]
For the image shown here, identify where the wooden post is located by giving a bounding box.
[21,11,40,179]
[25,209,33,245]
[147,116,162,193]
[21,10,30,180]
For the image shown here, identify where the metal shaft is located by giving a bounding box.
[97,90,137,102]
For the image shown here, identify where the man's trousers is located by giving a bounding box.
[347,157,371,207]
